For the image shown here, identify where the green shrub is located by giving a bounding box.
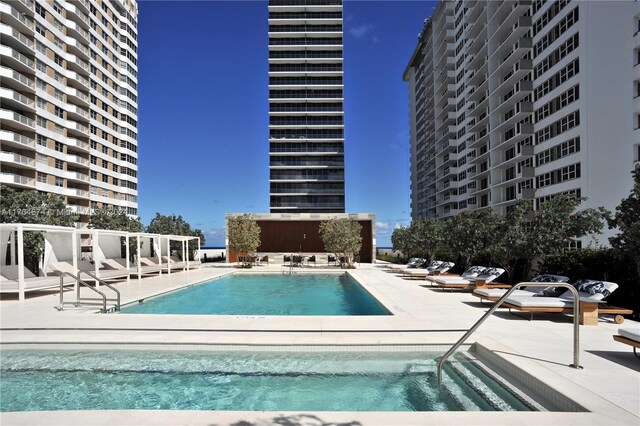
[539,248,639,320]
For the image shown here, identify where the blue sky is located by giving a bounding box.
[137,0,436,247]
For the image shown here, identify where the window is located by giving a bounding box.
[54,54,63,67]
[52,1,62,14]
[54,89,64,101]
[54,106,64,119]
[35,2,46,18]
[54,141,64,152]
[53,36,63,49]
[36,24,46,37]
[37,154,47,163]
[102,174,109,183]
[54,71,63,83]
[91,171,97,179]
[37,97,46,109]
[37,172,47,183]
[101,159,108,168]
[91,140,97,149]
[36,59,46,72]
[36,116,47,128]
[54,159,64,170]
[37,135,47,146]
[55,177,64,187]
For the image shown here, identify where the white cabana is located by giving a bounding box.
[0,223,77,301]
[130,232,162,277]
[80,228,130,285]
[159,235,201,273]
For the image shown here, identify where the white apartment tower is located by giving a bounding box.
[404,0,640,244]
[1,0,139,225]
[268,0,345,213]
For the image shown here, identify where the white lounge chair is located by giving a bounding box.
[385,258,426,271]
[431,267,506,290]
[473,274,570,302]
[162,256,186,271]
[51,261,129,283]
[425,265,485,283]
[502,280,632,325]
[400,260,443,276]
[613,328,640,357]
[101,258,161,277]
[404,261,454,278]
[0,265,75,294]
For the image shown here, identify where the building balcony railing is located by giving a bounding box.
[0,171,35,187]
[0,129,35,149]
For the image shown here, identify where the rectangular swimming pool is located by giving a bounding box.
[0,349,538,412]
[119,273,390,316]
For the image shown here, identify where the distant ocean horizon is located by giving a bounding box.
[200,246,225,250]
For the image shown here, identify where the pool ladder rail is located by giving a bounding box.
[57,271,121,313]
[437,282,583,386]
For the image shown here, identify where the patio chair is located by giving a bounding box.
[501,280,632,325]
[472,274,570,302]
[430,267,507,290]
[613,328,640,357]
[140,257,168,272]
[307,255,316,267]
[101,258,161,277]
[162,256,186,271]
[328,254,337,266]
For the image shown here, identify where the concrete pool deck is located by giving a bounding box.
[1,263,638,425]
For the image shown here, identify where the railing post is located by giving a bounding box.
[437,282,582,386]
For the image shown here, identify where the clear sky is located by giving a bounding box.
[137,0,437,247]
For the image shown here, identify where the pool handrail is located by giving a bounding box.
[58,271,108,313]
[437,282,583,386]
[78,270,121,311]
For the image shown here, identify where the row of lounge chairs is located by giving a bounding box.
[385,260,633,326]
[0,256,202,294]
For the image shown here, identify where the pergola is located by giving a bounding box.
[81,228,130,284]
[130,232,162,275]
[159,234,201,273]
[0,223,78,301]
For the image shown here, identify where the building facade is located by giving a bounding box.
[404,0,640,244]
[1,0,139,226]
[267,0,345,213]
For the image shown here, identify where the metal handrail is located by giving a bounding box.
[78,270,121,311]
[58,272,107,313]
[437,282,583,385]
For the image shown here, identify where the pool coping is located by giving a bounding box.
[0,338,637,425]
[1,264,638,424]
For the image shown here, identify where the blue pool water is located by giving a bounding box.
[0,349,535,412]
[120,273,390,315]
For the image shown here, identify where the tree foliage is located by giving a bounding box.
[0,186,77,273]
[490,196,608,282]
[319,217,362,268]
[608,163,640,281]
[390,219,443,261]
[146,213,205,259]
[227,214,261,267]
[442,210,499,270]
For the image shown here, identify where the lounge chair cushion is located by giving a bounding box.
[474,288,539,298]
[531,274,570,283]
[1,265,37,280]
[619,328,640,343]
[573,279,611,298]
[506,296,573,308]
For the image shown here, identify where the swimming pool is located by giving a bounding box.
[0,349,538,412]
[120,273,390,315]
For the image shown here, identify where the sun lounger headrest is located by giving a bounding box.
[440,262,455,269]
[531,274,570,283]
[408,258,425,266]
[565,279,618,300]
[428,260,443,268]
[463,265,485,275]
[479,267,504,278]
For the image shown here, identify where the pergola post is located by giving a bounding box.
[93,230,100,287]
[137,234,142,279]
[166,236,171,275]
[17,225,24,302]
[72,230,78,294]
[125,234,130,282]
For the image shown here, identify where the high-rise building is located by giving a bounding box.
[1,0,139,226]
[404,0,640,244]
[268,0,345,213]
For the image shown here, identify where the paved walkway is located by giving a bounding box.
[1,263,638,425]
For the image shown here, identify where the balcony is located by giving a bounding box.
[0,45,34,74]
[66,87,90,106]
[66,37,90,59]
[67,188,90,198]
[0,24,34,53]
[67,171,89,183]
[66,21,90,43]
[0,87,34,113]
[66,104,90,121]
[67,154,90,167]
[0,171,35,188]
[68,204,91,215]
[0,129,35,150]
[64,3,90,29]
[1,4,34,33]
[0,66,34,93]
[67,137,89,152]
[0,151,35,168]
[0,109,34,131]
[67,54,90,75]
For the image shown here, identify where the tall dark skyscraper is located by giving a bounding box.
[267,0,345,213]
